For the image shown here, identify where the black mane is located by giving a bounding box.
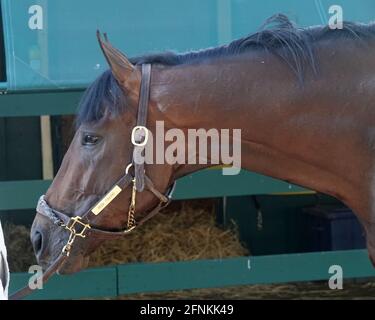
[77,14,375,125]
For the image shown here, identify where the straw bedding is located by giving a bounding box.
[89,200,248,267]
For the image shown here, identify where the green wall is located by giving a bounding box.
[1,0,375,91]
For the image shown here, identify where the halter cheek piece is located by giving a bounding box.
[10,63,176,300]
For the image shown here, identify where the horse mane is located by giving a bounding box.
[77,14,375,125]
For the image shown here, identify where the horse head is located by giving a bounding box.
[30,34,175,274]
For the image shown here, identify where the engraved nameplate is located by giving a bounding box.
[91,185,122,215]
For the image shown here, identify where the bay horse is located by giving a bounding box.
[30,14,375,276]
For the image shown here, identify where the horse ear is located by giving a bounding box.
[96,31,138,89]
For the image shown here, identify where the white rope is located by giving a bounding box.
[0,220,9,300]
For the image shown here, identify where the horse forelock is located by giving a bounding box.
[76,69,127,127]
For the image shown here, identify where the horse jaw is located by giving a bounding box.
[57,255,90,275]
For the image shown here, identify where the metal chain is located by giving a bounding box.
[127,178,137,229]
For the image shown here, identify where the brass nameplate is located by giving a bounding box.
[91,185,122,215]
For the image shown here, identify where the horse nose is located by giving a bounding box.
[31,230,43,258]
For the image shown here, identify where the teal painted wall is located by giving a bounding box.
[0,2,5,82]
[1,0,375,91]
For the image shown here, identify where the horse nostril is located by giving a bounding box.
[32,231,43,256]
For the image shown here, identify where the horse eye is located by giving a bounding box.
[82,134,100,146]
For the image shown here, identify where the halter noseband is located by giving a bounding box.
[10,63,176,299]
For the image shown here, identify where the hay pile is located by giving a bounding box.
[2,223,36,272]
[120,281,375,300]
[2,200,249,271]
[89,200,249,267]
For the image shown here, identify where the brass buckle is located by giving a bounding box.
[65,216,91,238]
[62,217,91,256]
[131,126,149,147]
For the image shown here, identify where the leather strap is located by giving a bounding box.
[9,254,68,300]
[133,63,152,192]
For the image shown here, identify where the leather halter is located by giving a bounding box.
[10,63,176,300]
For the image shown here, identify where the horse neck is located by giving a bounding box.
[149,48,375,219]
[150,53,305,175]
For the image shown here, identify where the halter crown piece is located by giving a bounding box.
[10,63,176,300]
